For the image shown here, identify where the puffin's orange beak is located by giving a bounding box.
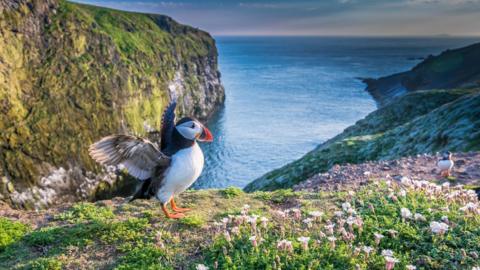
[198,126,213,142]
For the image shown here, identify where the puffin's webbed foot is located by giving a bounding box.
[162,203,185,219]
[170,197,192,213]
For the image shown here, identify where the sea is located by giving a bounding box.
[193,36,480,189]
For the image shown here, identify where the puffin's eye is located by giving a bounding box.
[191,123,195,129]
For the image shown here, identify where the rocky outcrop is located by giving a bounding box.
[364,42,480,106]
[0,0,224,208]
[245,89,480,192]
[295,152,480,193]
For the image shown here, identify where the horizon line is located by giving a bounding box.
[213,34,480,38]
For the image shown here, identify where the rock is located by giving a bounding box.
[0,0,225,209]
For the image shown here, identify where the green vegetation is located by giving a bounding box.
[0,218,29,251]
[221,186,244,198]
[208,180,480,269]
[1,183,479,269]
[366,42,480,105]
[245,89,480,191]
[0,0,224,208]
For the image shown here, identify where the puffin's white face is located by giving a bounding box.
[175,120,213,142]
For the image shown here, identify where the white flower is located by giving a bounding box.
[327,236,337,248]
[324,224,335,235]
[430,221,449,235]
[248,215,258,224]
[334,211,344,217]
[196,264,209,270]
[347,208,357,215]
[346,216,356,225]
[398,189,407,197]
[277,239,293,252]
[249,235,258,247]
[472,267,480,270]
[401,208,412,219]
[297,236,310,242]
[400,176,412,186]
[342,202,352,211]
[406,265,417,270]
[308,211,323,218]
[274,210,287,219]
[231,226,240,235]
[260,217,268,228]
[297,236,310,250]
[387,229,398,238]
[241,204,250,215]
[362,246,374,254]
[222,217,229,224]
[381,249,394,257]
[414,213,426,222]
[441,216,449,223]
[374,233,384,245]
[291,208,302,219]
[302,218,314,228]
[385,256,400,270]
[223,231,231,242]
[460,202,478,212]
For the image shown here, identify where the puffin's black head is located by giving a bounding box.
[442,151,452,160]
[174,117,213,143]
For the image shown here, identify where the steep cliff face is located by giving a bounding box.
[364,42,480,106]
[0,0,225,208]
[245,89,480,191]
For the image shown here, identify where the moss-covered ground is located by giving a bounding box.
[1,181,479,269]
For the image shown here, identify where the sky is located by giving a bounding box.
[72,0,480,36]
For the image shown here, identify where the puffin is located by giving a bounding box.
[437,151,454,177]
[88,101,213,219]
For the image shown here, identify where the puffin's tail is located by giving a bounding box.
[129,178,154,202]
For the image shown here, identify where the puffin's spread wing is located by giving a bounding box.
[160,101,177,151]
[89,135,170,180]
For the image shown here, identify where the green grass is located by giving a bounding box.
[0,218,29,251]
[1,183,478,269]
[221,186,244,199]
[206,181,480,269]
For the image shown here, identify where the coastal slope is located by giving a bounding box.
[245,89,480,191]
[0,0,225,208]
[364,42,480,106]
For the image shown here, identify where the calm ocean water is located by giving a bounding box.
[193,36,480,189]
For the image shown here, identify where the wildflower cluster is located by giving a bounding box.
[203,179,480,269]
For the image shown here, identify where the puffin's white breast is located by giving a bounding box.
[437,160,454,171]
[156,143,204,203]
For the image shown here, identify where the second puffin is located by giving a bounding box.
[89,101,213,219]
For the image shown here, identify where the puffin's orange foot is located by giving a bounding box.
[172,207,192,213]
[166,212,185,219]
[170,197,192,213]
[162,204,185,219]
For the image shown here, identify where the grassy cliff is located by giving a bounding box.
[364,42,480,106]
[0,0,224,208]
[245,89,480,191]
[1,180,479,269]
